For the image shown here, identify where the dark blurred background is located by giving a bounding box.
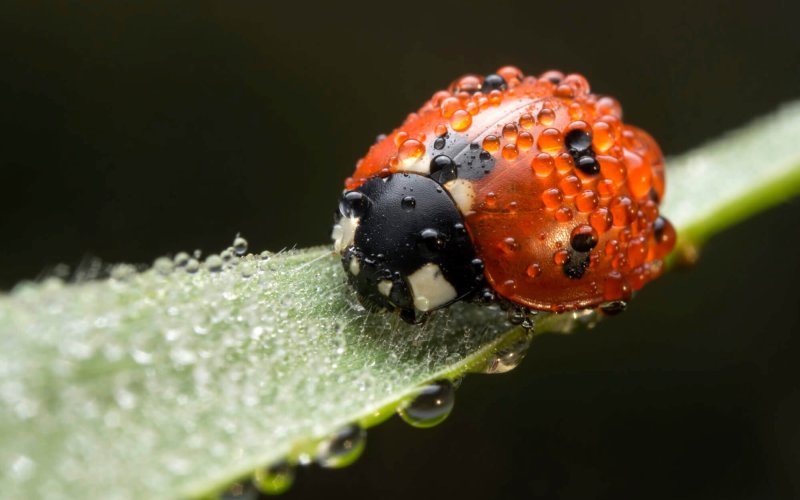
[1,1,799,499]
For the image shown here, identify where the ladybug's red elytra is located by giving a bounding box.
[332,66,676,322]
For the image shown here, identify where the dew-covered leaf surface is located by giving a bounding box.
[0,248,577,499]
[1,102,800,500]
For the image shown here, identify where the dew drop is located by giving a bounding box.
[590,207,612,235]
[506,306,527,325]
[417,228,444,257]
[538,108,555,126]
[482,73,507,92]
[482,134,500,153]
[185,258,200,274]
[570,225,599,252]
[553,249,569,265]
[519,113,534,130]
[592,121,615,152]
[316,423,366,468]
[481,334,533,374]
[487,89,503,106]
[401,195,416,210]
[541,188,563,209]
[501,143,519,161]
[554,206,573,222]
[153,256,173,275]
[440,97,462,118]
[575,190,599,213]
[339,191,371,218]
[526,262,541,279]
[517,131,534,150]
[398,139,426,167]
[233,236,248,256]
[565,128,592,153]
[537,128,563,154]
[398,380,455,428]
[240,261,256,278]
[502,123,518,142]
[558,175,582,197]
[173,251,190,267]
[205,254,223,272]
[531,153,555,177]
[254,460,295,495]
[450,109,472,131]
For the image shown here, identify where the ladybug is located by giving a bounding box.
[332,66,676,323]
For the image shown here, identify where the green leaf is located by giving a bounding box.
[662,100,800,254]
[2,101,800,499]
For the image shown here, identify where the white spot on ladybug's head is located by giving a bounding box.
[332,216,359,254]
[407,262,457,312]
[349,255,361,276]
[377,280,393,297]
[443,179,475,214]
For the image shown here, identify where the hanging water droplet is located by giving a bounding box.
[233,236,249,255]
[253,460,295,495]
[316,423,366,468]
[398,380,455,428]
[185,258,200,274]
[480,333,533,374]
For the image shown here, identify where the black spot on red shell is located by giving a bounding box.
[565,129,592,153]
[571,232,598,252]
[565,129,599,175]
[576,155,600,175]
[563,251,590,279]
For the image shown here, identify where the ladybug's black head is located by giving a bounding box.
[332,173,482,322]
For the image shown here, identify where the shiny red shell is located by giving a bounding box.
[344,66,676,312]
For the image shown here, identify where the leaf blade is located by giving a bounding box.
[1,102,800,499]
